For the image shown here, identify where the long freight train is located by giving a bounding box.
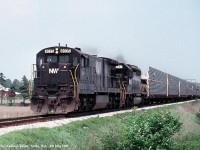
[30,45,200,114]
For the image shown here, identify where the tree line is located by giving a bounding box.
[0,72,30,104]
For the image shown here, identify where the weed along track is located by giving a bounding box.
[0,115,66,128]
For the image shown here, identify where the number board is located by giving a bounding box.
[44,48,72,54]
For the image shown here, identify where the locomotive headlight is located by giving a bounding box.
[55,48,59,54]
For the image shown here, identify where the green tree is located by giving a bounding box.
[0,73,6,104]
[5,79,12,88]
[8,85,16,105]
[20,75,29,105]
[12,79,21,92]
[0,73,6,86]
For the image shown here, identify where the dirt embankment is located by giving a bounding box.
[0,106,33,118]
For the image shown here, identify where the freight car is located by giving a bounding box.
[141,67,200,104]
[30,45,200,114]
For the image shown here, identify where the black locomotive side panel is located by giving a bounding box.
[79,56,90,94]
[129,65,141,95]
[95,57,103,92]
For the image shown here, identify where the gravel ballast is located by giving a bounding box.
[0,100,196,136]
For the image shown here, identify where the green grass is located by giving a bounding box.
[0,100,200,150]
[173,100,200,150]
[0,113,130,150]
[174,132,200,150]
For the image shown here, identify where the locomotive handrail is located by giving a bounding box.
[70,70,76,97]
[74,64,79,100]
[122,81,126,100]
[69,64,79,110]
[118,79,122,100]
[118,79,125,107]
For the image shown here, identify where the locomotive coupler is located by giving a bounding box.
[37,99,45,112]
[48,96,57,113]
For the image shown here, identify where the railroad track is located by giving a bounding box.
[0,108,128,129]
[0,99,196,129]
[0,115,66,128]
[0,109,122,129]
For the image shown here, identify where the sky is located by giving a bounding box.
[0,0,200,82]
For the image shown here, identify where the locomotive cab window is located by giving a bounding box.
[37,57,44,67]
[47,55,57,62]
[81,56,89,67]
[81,57,85,67]
[96,60,102,75]
[73,56,78,66]
[59,55,69,63]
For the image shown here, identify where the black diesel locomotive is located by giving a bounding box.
[31,45,200,114]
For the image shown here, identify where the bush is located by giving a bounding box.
[117,110,182,150]
[100,124,125,150]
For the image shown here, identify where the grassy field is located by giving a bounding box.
[0,97,32,118]
[0,106,33,119]
[173,101,200,149]
[0,100,199,150]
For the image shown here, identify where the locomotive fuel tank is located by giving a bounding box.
[92,95,109,110]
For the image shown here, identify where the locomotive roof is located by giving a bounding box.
[127,64,141,72]
[121,63,132,70]
[36,46,141,71]
[36,46,87,57]
[100,57,119,65]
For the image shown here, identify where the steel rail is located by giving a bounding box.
[0,115,66,128]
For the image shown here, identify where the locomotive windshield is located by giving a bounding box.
[46,55,70,63]
[47,55,57,62]
[36,47,81,65]
[59,55,70,63]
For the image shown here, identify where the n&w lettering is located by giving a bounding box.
[49,68,59,74]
